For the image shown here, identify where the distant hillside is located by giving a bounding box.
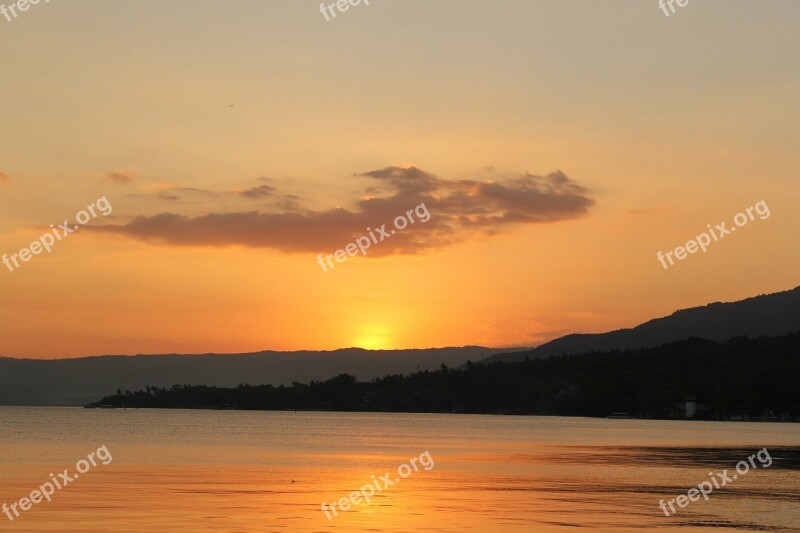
[483,286,800,364]
[0,347,524,406]
[93,333,800,419]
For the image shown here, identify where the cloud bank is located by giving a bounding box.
[90,166,595,256]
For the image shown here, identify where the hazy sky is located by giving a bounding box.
[1,0,798,358]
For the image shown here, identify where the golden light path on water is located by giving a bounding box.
[0,408,798,532]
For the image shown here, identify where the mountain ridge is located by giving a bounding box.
[482,285,800,364]
[0,346,526,406]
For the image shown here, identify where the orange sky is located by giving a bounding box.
[0,1,798,358]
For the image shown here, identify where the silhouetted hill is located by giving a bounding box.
[93,332,800,419]
[0,347,524,406]
[483,286,800,364]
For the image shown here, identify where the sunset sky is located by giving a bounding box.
[1,0,798,358]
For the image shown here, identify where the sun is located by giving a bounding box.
[353,324,394,350]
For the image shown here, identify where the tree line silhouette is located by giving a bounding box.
[90,332,800,419]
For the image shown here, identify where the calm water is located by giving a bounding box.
[0,407,798,532]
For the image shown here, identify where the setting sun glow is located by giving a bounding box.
[353,325,395,350]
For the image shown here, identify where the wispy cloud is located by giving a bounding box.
[89,166,595,256]
[0,171,10,184]
[128,185,225,202]
[105,170,137,184]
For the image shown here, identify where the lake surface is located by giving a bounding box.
[0,407,798,532]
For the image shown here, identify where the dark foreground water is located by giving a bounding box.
[0,407,798,532]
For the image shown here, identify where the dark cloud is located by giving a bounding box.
[239,184,277,199]
[359,166,439,197]
[89,166,595,256]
